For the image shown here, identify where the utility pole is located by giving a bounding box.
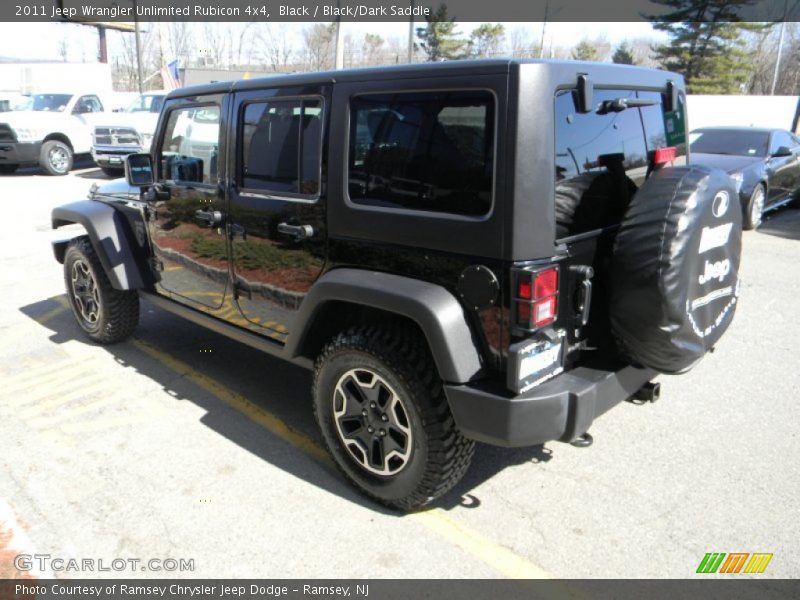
[538,1,549,58]
[771,0,789,95]
[407,0,415,63]
[133,0,144,93]
[333,0,344,69]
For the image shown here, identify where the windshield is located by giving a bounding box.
[690,129,769,157]
[127,94,165,113]
[13,94,73,112]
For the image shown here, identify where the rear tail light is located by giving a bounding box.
[514,266,559,330]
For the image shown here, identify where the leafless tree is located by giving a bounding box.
[113,26,161,91]
[254,24,295,72]
[301,23,336,71]
[163,22,195,67]
[199,23,228,67]
[57,38,69,62]
[508,27,536,58]
[361,33,385,66]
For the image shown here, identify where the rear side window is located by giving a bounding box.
[240,98,323,197]
[348,90,495,217]
[554,89,686,239]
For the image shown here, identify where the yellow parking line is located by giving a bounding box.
[61,413,155,434]
[34,303,69,326]
[28,396,117,428]
[3,357,84,387]
[131,338,329,464]
[19,377,111,419]
[130,337,558,581]
[408,509,555,580]
[5,366,99,402]
[24,294,559,580]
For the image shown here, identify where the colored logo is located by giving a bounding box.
[696,552,773,574]
[712,191,730,218]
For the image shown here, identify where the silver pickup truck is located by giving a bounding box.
[91,92,166,176]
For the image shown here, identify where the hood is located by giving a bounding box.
[89,178,141,201]
[0,110,68,129]
[690,153,764,174]
[93,112,159,136]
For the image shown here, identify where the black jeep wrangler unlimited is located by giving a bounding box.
[52,60,742,510]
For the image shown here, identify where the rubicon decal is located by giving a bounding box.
[698,223,734,254]
[696,552,773,574]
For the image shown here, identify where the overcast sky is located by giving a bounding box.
[0,21,665,63]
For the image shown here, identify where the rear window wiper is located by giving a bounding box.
[597,97,658,114]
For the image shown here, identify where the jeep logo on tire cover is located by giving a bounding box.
[712,190,730,218]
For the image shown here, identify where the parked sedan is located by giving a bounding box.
[689,127,800,229]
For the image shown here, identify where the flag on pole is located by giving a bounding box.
[161,60,180,90]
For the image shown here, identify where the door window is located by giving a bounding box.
[347,90,495,217]
[74,95,104,114]
[769,131,794,155]
[239,98,323,197]
[159,105,221,185]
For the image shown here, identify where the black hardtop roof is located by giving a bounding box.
[167,58,677,100]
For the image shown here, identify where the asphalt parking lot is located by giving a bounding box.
[1,162,799,581]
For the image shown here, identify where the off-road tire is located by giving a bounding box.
[39,140,73,176]
[743,183,766,230]
[313,325,474,511]
[64,237,139,343]
[0,164,18,174]
[101,167,124,178]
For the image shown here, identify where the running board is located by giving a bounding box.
[139,291,312,369]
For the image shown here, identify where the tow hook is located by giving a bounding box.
[632,382,661,403]
[570,432,593,448]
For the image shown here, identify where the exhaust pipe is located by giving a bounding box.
[634,382,661,403]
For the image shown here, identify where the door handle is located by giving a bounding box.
[277,222,314,240]
[195,209,223,227]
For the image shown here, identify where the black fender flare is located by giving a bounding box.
[52,200,148,290]
[287,269,484,384]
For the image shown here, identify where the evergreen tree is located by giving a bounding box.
[612,41,636,65]
[571,40,598,61]
[469,23,505,58]
[416,5,467,62]
[648,0,762,93]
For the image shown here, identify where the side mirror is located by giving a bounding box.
[771,146,793,158]
[125,153,154,187]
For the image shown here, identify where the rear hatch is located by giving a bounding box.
[507,85,687,393]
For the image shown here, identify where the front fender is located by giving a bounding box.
[52,200,149,290]
[287,269,484,384]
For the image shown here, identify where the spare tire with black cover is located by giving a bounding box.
[610,165,742,373]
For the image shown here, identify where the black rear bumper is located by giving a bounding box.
[445,365,656,447]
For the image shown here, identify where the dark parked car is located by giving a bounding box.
[689,126,800,229]
[50,60,742,510]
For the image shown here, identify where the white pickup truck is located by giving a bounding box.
[91,92,166,177]
[0,92,107,175]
